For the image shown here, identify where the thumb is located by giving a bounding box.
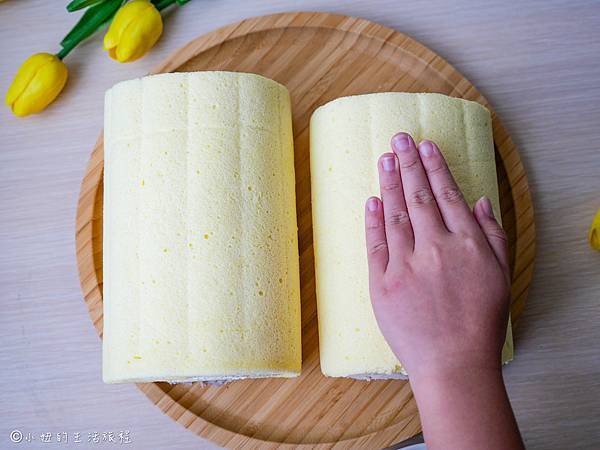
[473,196,510,282]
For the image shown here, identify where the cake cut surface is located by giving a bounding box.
[103,71,302,383]
[310,92,513,378]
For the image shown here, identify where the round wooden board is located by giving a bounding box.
[76,11,536,449]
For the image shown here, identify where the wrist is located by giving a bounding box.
[409,364,504,402]
[404,350,504,387]
[408,365,522,450]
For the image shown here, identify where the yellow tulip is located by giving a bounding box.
[5,53,68,117]
[103,0,163,63]
[589,208,600,251]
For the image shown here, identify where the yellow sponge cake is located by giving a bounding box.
[102,72,302,383]
[310,92,513,378]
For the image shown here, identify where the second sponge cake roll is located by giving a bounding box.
[310,92,512,379]
[103,72,301,383]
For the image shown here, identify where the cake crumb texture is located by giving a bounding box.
[103,72,301,383]
[310,92,512,378]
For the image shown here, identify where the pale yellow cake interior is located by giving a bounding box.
[103,71,301,383]
[310,92,513,378]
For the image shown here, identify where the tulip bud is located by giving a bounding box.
[103,0,163,63]
[5,53,68,117]
[589,208,600,251]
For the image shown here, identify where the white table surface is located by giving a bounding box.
[1,1,599,449]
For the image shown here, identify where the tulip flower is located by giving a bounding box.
[103,0,163,63]
[5,53,68,117]
[589,208,600,251]
[5,0,189,117]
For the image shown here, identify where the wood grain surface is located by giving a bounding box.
[75,12,534,449]
[1,2,599,450]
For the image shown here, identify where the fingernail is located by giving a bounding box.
[392,133,412,152]
[418,141,435,157]
[480,196,494,218]
[367,197,379,212]
[382,156,395,172]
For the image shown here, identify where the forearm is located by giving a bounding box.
[410,368,524,450]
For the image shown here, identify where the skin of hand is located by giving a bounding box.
[364,132,524,450]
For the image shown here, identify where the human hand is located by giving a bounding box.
[364,132,510,380]
[364,132,523,450]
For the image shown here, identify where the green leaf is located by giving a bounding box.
[60,0,124,49]
[66,0,108,12]
[176,0,191,5]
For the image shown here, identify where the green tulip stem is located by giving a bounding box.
[153,0,177,11]
[56,45,73,60]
